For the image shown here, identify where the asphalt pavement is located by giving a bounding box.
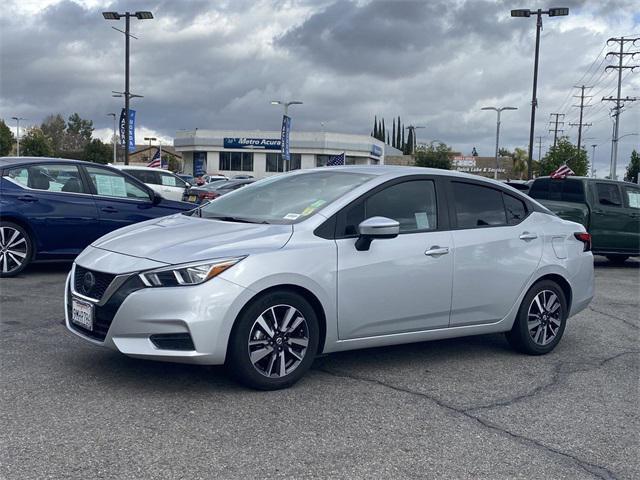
[1,257,638,479]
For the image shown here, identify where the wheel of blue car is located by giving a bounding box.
[506,280,568,355]
[0,221,33,278]
[227,290,319,390]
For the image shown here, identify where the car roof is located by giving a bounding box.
[0,156,90,167]
[111,164,173,173]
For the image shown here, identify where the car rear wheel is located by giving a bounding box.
[506,280,568,355]
[0,222,32,278]
[606,255,629,264]
[227,290,319,390]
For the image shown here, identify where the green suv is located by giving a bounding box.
[528,177,639,263]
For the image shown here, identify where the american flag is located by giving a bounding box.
[550,164,575,179]
[147,147,161,168]
[327,152,345,166]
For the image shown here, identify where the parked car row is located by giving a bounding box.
[0,157,194,277]
[187,178,255,204]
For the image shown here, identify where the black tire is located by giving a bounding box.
[226,289,320,390]
[606,255,629,265]
[0,221,33,278]
[506,280,568,355]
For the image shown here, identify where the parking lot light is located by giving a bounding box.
[481,106,518,179]
[102,10,154,165]
[511,6,569,179]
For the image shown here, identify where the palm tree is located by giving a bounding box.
[512,147,528,180]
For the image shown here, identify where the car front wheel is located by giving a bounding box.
[0,221,32,277]
[227,290,320,390]
[506,280,568,355]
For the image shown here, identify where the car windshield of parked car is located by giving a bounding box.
[199,171,374,224]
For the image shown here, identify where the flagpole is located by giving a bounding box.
[159,141,162,169]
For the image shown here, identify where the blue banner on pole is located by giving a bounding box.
[119,108,136,153]
[281,115,291,161]
[194,152,207,176]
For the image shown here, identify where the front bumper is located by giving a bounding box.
[65,264,251,365]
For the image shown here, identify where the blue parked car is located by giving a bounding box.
[0,157,194,277]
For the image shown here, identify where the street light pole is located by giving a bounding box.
[271,100,303,171]
[107,113,117,163]
[11,117,26,157]
[481,106,517,179]
[511,7,569,179]
[103,10,154,166]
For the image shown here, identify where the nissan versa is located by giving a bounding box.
[65,167,594,390]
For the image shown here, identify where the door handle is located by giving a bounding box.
[17,194,38,202]
[425,246,449,256]
[101,206,118,213]
[519,232,538,241]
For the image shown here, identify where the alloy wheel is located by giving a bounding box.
[248,304,309,378]
[0,226,28,274]
[527,290,562,346]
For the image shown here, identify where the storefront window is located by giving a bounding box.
[220,152,254,171]
[266,153,301,172]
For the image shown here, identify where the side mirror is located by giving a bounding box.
[151,190,163,205]
[355,216,400,251]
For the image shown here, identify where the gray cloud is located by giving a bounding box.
[0,0,638,176]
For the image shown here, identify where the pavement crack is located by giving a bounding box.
[588,306,639,330]
[317,366,620,480]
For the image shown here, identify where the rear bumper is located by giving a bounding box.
[568,253,595,317]
[65,267,250,365]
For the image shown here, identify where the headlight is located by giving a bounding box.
[139,257,244,287]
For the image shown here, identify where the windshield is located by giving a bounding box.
[199,170,374,224]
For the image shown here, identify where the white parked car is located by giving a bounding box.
[66,167,594,390]
[111,165,190,202]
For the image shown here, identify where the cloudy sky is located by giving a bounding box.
[1,0,639,177]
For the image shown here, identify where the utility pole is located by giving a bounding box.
[536,136,544,161]
[601,36,639,180]
[548,113,565,148]
[591,144,597,177]
[107,113,117,164]
[568,85,593,151]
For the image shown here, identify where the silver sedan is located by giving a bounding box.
[65,166,594,390]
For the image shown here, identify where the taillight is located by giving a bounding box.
[574,232,591,252]
[200,191,219,200]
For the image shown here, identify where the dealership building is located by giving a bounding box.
[173,130,401,178]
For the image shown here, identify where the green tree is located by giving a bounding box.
[413,142,452,170]
[373,115,378,139]
[166,155,181,172]
[40,114,67,155]
[625,150,639,183]
[83,138,112,164]
[538,138,589,176]
[392,118,396,148]
[65,113,94,151]
[396,116,401,149]
[20,128,53,157]
[0,119,15,156]
[498,147,512,157]
[512,147,528,180]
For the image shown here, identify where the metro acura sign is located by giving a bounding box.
[223,137,281,150]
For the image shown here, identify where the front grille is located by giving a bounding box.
[74,266,116,301]
[150,333,195,351]
[68,276,145,342]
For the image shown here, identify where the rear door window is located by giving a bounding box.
[159,172,183,187]
[124,169,159,185]
[452,182,506,228]
[623,186,640,209]
[596,183,623,207]
[4,164,86,193]
[504,194,527,225]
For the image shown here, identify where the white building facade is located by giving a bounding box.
[173,130,401,178]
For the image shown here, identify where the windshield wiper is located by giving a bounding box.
[206,215,269,224]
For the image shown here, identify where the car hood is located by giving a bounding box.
[92,214,294,264]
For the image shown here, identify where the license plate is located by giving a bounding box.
[188,195,197,202]
[71,297,94,331]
